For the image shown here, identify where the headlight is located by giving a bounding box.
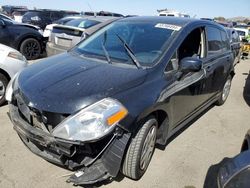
[52,98,128,142]
[8,51,26,61]
[5,72,20,102]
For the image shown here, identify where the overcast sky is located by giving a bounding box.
[2,0,250,18]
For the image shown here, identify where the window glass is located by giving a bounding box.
[236,30,246,37]
[75,21,175,66]
[225,167,250,188]
[166,52,178,72]
[206,26,223,56]
[220,30,230,51]
[65,19,100,29]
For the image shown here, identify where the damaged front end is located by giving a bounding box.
[8,91,131,185]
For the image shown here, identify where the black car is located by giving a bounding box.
[81,11,124,17]
[226,28,241,66]
[217,130,250,188]
[22,9,79,30]
[0,17,46,60]
[7,17,234,185]
[1,5,28,17]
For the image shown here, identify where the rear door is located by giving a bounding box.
[203,26,233,98]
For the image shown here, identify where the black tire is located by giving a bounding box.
[20,38,41,60]
[121,117,157,180]
[0,73,8,106]
[215,75,232,106]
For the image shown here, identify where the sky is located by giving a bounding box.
[2,0,250,18]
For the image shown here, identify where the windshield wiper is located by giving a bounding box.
[115,34,142,69]
[101,31,112,64]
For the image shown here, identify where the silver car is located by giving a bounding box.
[0,44,27,105]
[46,16,120,56]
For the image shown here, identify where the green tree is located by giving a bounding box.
[214,16,226,21]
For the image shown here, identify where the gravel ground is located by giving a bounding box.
[0,58,249,188]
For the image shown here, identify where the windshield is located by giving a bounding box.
[236,30,246,36]
[75,21,176,67]
[65,19,100,29]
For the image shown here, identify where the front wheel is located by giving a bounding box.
[215,75,232,106]
[121,117,157,180]
[20,38,41,60]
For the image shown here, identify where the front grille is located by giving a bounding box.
[14,92,68,132]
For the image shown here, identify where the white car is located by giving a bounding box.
[0,44,27,105]
[43,16,83,38]
[234,28,250,41]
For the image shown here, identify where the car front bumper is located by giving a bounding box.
[9,103,131,185]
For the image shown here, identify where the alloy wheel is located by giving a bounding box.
[222,78,232,101]
[140,125,157,170]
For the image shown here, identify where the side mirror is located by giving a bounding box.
[0,20,5,28]
[179,57,202,73]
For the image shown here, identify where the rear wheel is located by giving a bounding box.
[20,38,41,60]
[0,73,8,106]
[121,117,157,180]
[215,75,232,106]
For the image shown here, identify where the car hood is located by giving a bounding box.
[17,52,147,114]
[14,22,41,30]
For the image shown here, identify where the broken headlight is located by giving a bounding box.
[52,98,128,142]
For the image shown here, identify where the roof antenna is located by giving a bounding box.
[87,2,96,17]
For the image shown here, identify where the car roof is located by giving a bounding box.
[117,16,216,28]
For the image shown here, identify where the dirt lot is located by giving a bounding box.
[0,59,249,188]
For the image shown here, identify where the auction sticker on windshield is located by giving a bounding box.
[155,23,182,31]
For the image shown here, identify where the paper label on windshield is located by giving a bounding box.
[155,23,181,31]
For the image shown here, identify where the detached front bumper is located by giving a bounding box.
[9,104,131,185]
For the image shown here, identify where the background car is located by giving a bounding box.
[0,17,46,60]
[0,44,27,105]
[22,9,79,30]
[81,11,124,17]
[43,15,83,38]
[1,5,28,18]
[0,13,13,20]
[46,16,120,56]
[217,130,250,188]
[226,28,241,66]
[234,28,250,41]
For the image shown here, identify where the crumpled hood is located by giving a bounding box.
[17,52,147,114]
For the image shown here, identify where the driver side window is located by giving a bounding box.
[166,27,205,72]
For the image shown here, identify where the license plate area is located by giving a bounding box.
[56,37,72,47]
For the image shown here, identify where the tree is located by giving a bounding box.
[214,16,226,21]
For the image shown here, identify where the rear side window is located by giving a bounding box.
[220,30,230,51]
[206,26,229,56]
[65,19,100,29]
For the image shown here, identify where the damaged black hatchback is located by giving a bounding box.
[7,16,234,185]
